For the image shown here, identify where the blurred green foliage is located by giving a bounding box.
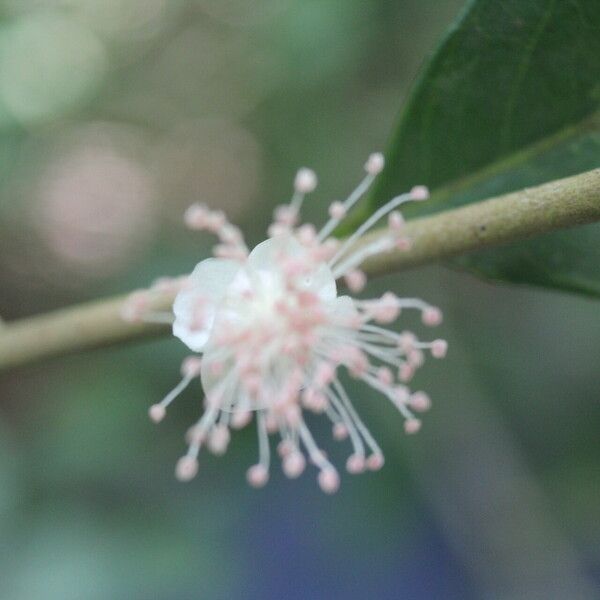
[371,0,600,297]
[0,1,598,599]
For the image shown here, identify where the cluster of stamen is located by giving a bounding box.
[122,152,446,493]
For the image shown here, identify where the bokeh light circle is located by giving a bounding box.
[0,12,107,125]
[33,123,158,277]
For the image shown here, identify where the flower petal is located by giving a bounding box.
[301,263,337,303]
[331,295,358,319]
[172,258,241,352]
[248,235,337,302]
[247,235,300,271]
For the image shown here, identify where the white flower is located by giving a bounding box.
[122,153,446,493]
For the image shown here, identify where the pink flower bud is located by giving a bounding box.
[346,453,366,474]
[175,456,199,481]
[366,453,385,471]
[332,422,349,440]
[283,452,306,478]
[328,201,346,219]
[148,404,166,423]
[409,391,431,413]
[365,152,385,175]
[404,418,422,435]
[431,339,448,358]
[318,468,340,494]
[247,464,269,488]
[422,307,443,326]
[294,168,317,193]
[181,356,202,378]
[410,185,429,200]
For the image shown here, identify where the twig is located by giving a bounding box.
[1,169,599,372]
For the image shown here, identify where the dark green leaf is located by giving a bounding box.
[370,0,600,296]
[441,119,600,296]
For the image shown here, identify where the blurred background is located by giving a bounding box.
[0,1,598,598]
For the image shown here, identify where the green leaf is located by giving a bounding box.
[437,119,600,296]
[370,0,600,296]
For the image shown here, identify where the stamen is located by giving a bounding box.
[148,367,196,423]
[328,201,346,220]
[141,153,445,491]
[404,418,422,434]
[175,406,219,481]
[344,269,367,292]
[184,203,248,256]
[332,379,383,464]
[409,391,431,412]
[318,154,383,242]
[294,168,317,194]
[422,307,443,326]
[410,185,429,200]
[247,410,270,488]
[318,467,340,494]
[298,419,339,493]
[388,210,404,231]
[330,191,414,267]
[417,339,448,358]
[365,152,384,175]
[120,290,150,323]
[282,450,306,478]
[325,388,365,461]
[207,424,230,455]
[175,455,198,481]
[332,236,394,278]
[183,203,209,229]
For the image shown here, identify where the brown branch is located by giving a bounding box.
[1,169,599,372]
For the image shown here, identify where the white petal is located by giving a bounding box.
[300,263,337,303]
[199,339,244,408]
[199,343,224,399]
[248,235,337,302]
[172,258,241,352]
[331,295,358,318]
[248,235,301,271]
